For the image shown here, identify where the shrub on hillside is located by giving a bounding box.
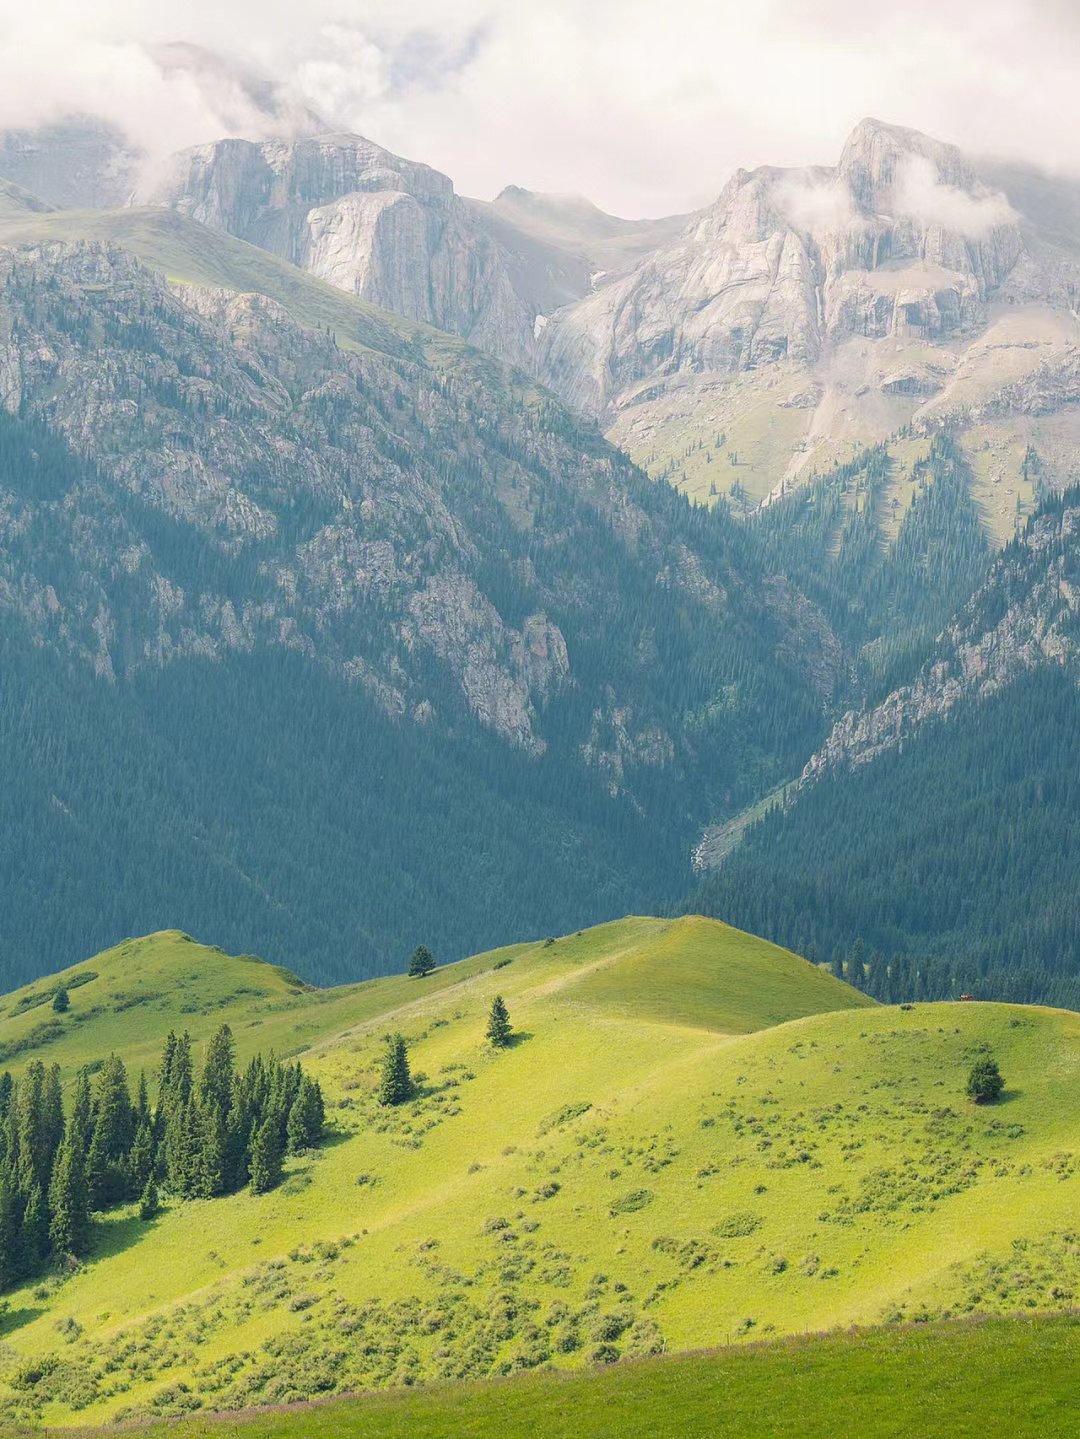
[967,1056,1005,1104]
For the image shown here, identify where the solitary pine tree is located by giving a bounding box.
[378,1035,414,1106]
[486,994,513,1048]
[967,1056,1004,1104]
[52,987,69,1013]
[408,945,435,979]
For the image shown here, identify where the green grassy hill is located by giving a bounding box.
[1,918,1078,1429]
[55,1314,1080,1439]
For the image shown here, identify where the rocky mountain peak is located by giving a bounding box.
[538,117,1038,454]
[838,117,976,209]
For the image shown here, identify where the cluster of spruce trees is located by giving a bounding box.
[0,1025,324,1294]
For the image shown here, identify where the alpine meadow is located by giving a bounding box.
[1,6,1080,1437]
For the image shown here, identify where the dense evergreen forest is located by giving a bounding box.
[752,433,992,699]
[0,1026,323,1293]
[0,632,691,990]
[692,668,1080,1009]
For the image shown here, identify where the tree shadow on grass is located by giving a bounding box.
[89,1208,161,1266]
[314,1126,354,1150]
[503,1030,534,1049]
[0,1303,46,1338]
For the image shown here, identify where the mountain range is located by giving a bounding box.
[0,98,1078,1004]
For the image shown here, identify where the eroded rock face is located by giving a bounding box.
[540,120,1027,417]
[141,134,536,366]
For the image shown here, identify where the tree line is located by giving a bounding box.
[0,1025,324,1293]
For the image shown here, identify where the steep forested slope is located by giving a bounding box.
[751,433,993,698]
[693,669,1080,1006]
[693,485,1080,1006]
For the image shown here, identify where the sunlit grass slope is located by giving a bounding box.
[0,917,1078,1428]
[65,1314,1080,1439]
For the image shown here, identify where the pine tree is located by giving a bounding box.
[286,1076,324,1153]
[49,1128,90,1256]
[0,1176,26,1288]
[378,1035,414,1106]
[14,1060,50,1196]
[249,1115,284,1194]
[125,1119,156,1196]
[52,986,70,1013]
[41,1064,65,1178]
[22,1182,49,1267]
[135,1071,151,1129]
[164,1098,205,1200]
[200,1110,228,1198]
[407,945,435,979]
[847,939,866,990]
[70,1071,92,1150]
[86,1055,135,1208]
[0,1072,12,1172]
[139,1176,160,1221]
[199,1024,235,1120]
[0,1174,20,1289]
[967,1056,1004,1104]
[486,994,513,1048]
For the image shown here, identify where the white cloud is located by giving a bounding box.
[775,175,860,233]
[892,156,1018,237]
[0,1,1076,215]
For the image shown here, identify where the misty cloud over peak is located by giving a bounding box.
[0,2,1077,215]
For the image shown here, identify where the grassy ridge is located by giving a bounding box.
[1,919,1078,1427]
[57,1314,1080,1439]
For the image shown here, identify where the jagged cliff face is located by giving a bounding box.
[9,114,1080,526]
[803,490,1080,779]
[141,135,538,366]
[540,119,1025,408]
[139,135,689,371]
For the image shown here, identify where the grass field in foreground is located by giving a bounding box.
[0,917,1077,1428]
[58,1315,1080,1439]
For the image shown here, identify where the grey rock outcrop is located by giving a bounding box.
[140,134,537,365]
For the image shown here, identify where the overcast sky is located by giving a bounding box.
[0,1,1077,215]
